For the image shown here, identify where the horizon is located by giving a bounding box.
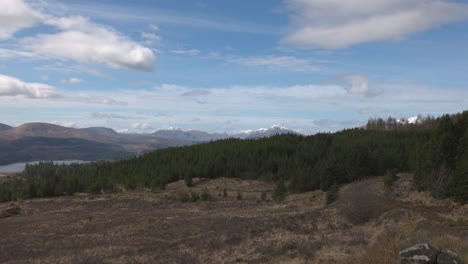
[2,0,468,134]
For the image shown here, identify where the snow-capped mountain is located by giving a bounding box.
[150,125,299,142]
[232,125,298,139]
[152,127,227,142]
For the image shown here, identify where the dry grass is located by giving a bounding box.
[345,230,400,264]
[0,176,466,263]
[431,235,468,262]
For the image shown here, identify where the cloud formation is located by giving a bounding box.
[171,49,200,56]
[227,55,318,72]
[0,0,41,40]
[61,78,83,84]
[283,0,468,49]
[329,74,383,97]
[0,74,60,99]
[20,16,156,71]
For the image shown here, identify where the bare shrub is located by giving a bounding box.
[340,187,391,225]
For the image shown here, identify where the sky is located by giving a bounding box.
[1,0,468,134]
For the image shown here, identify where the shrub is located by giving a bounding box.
[200,188,214,202]
[326,183,338,204]
[174,189,190,202]
[190,191,200,202]
[272,180,288,202]
[223,188,227,197]
[384,170,398,188]
[260,192,267,201]
[237,191,242,200]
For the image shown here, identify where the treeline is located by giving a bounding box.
[1,111,467,203]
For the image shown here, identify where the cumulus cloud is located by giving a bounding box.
[61,78,83,84]
[171,49,200,56]
[329,74,383,97]
[20,16,156,71]
[283,0,468,49]
[0,74,60,99]
[0,0,42,40]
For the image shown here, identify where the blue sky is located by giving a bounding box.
[1,0,468,134]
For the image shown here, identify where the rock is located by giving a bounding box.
[400,244,465,264]
[400,243,440,264]
[0,205,22,219]
[437,249,464,264]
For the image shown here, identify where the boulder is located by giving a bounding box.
[437,249,464,264]
[400,243,440,264]
[400,244,465,264]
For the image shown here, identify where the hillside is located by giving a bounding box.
[0,175,466,263]
[0,123,12,131]
[0,122,300,165]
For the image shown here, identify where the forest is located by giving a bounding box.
[1,111,467,204]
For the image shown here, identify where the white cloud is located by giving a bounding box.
[330,74,383,97]
[61,78,83,84]
[50,120,78,128]
[74,96,127,106]
[283,0,468,49]
[171,49,200,56]
[20,16,156,71]
[141,32,160,41]
[227,55,318,72]
[0,74,60,99]
[0,0,42,40]
[182,89,212,96]
[149,24,160,31]
[91,112,132,119]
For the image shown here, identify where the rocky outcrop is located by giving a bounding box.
[400,243,464,264]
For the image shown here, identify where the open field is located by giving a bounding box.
[0,175,467,263]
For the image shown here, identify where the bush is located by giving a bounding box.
[237,191,242,200]
[260,192,267,201]
[190,191,200,202]
[174,189,190,202]
[384,170,398,188]
[200,188,214,202]
[223,188,227,197]
[326,184,338,204]
[273,180,288,202]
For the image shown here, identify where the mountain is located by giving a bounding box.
[0,123,100,141]
[151,125,297,142]
[233,125,298,139]
[0,122,299,165]
[0,137,130,166]
[152,127,228,142]
[0,123,13,131]
[81,127,119,137]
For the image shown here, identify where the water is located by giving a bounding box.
[0,160,88,174]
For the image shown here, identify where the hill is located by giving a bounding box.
[0,123,12,131]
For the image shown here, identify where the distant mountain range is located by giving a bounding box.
[0,122,298,165]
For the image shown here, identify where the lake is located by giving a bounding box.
[0,160,89,174]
